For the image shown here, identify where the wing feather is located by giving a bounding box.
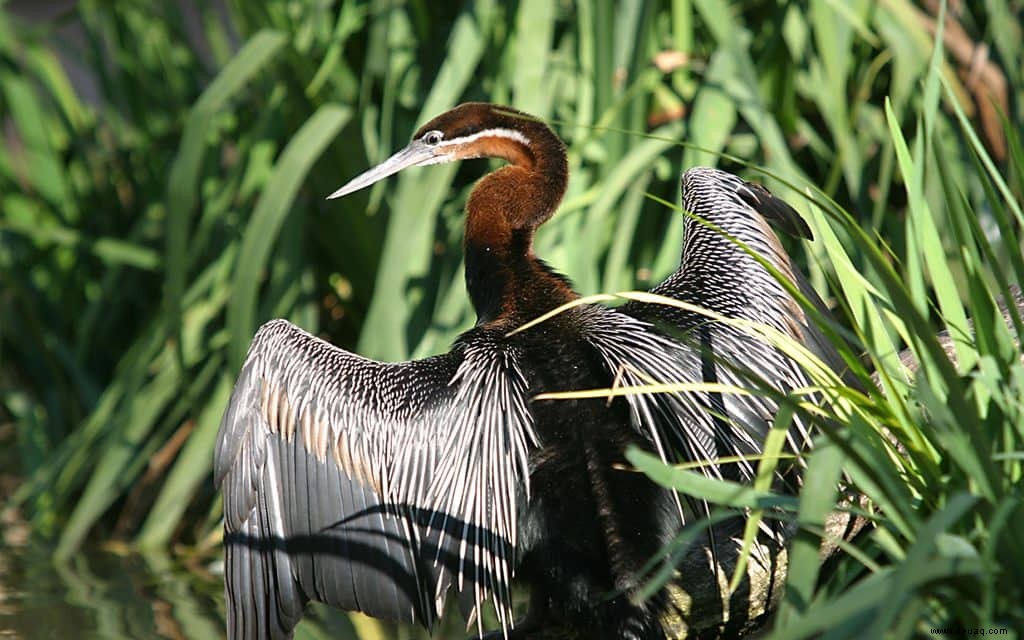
[613,168,825,494]
[215,319,535,638]
[581,307,765,486]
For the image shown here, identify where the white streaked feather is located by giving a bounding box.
[218,319,534,634]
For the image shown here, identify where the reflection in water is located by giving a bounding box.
[0,543,226,639]
[0,542,468,639]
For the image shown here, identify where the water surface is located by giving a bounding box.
[0,543,229,639]
[0,541,500,639]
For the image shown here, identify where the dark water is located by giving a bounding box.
[0,543,227,639]
[0,542,454,639]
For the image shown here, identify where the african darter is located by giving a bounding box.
[215,103,833,639]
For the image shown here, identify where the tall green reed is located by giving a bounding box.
[1,0,1021,636]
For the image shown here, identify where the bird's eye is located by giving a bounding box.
[423,130,443,146]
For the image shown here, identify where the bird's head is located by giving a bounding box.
[328,103,556,200]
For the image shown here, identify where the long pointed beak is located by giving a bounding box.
[326,141,443,199]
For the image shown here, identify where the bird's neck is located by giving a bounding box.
[464,150,573,326]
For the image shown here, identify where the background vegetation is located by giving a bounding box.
[1,0,1021,637]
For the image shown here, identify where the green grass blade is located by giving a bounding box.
[165,29,288,363]
[135,374,231,548]
[227,104,351,368]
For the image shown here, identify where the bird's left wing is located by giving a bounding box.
[214,319,535,638]
[612,167,832,478]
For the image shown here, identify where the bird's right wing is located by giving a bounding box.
[214,319,535,638]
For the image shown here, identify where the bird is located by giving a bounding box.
[214,103,826,639]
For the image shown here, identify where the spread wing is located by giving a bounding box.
[665,167,852,389]
[214,319,535,639]
[618,167,831,484]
